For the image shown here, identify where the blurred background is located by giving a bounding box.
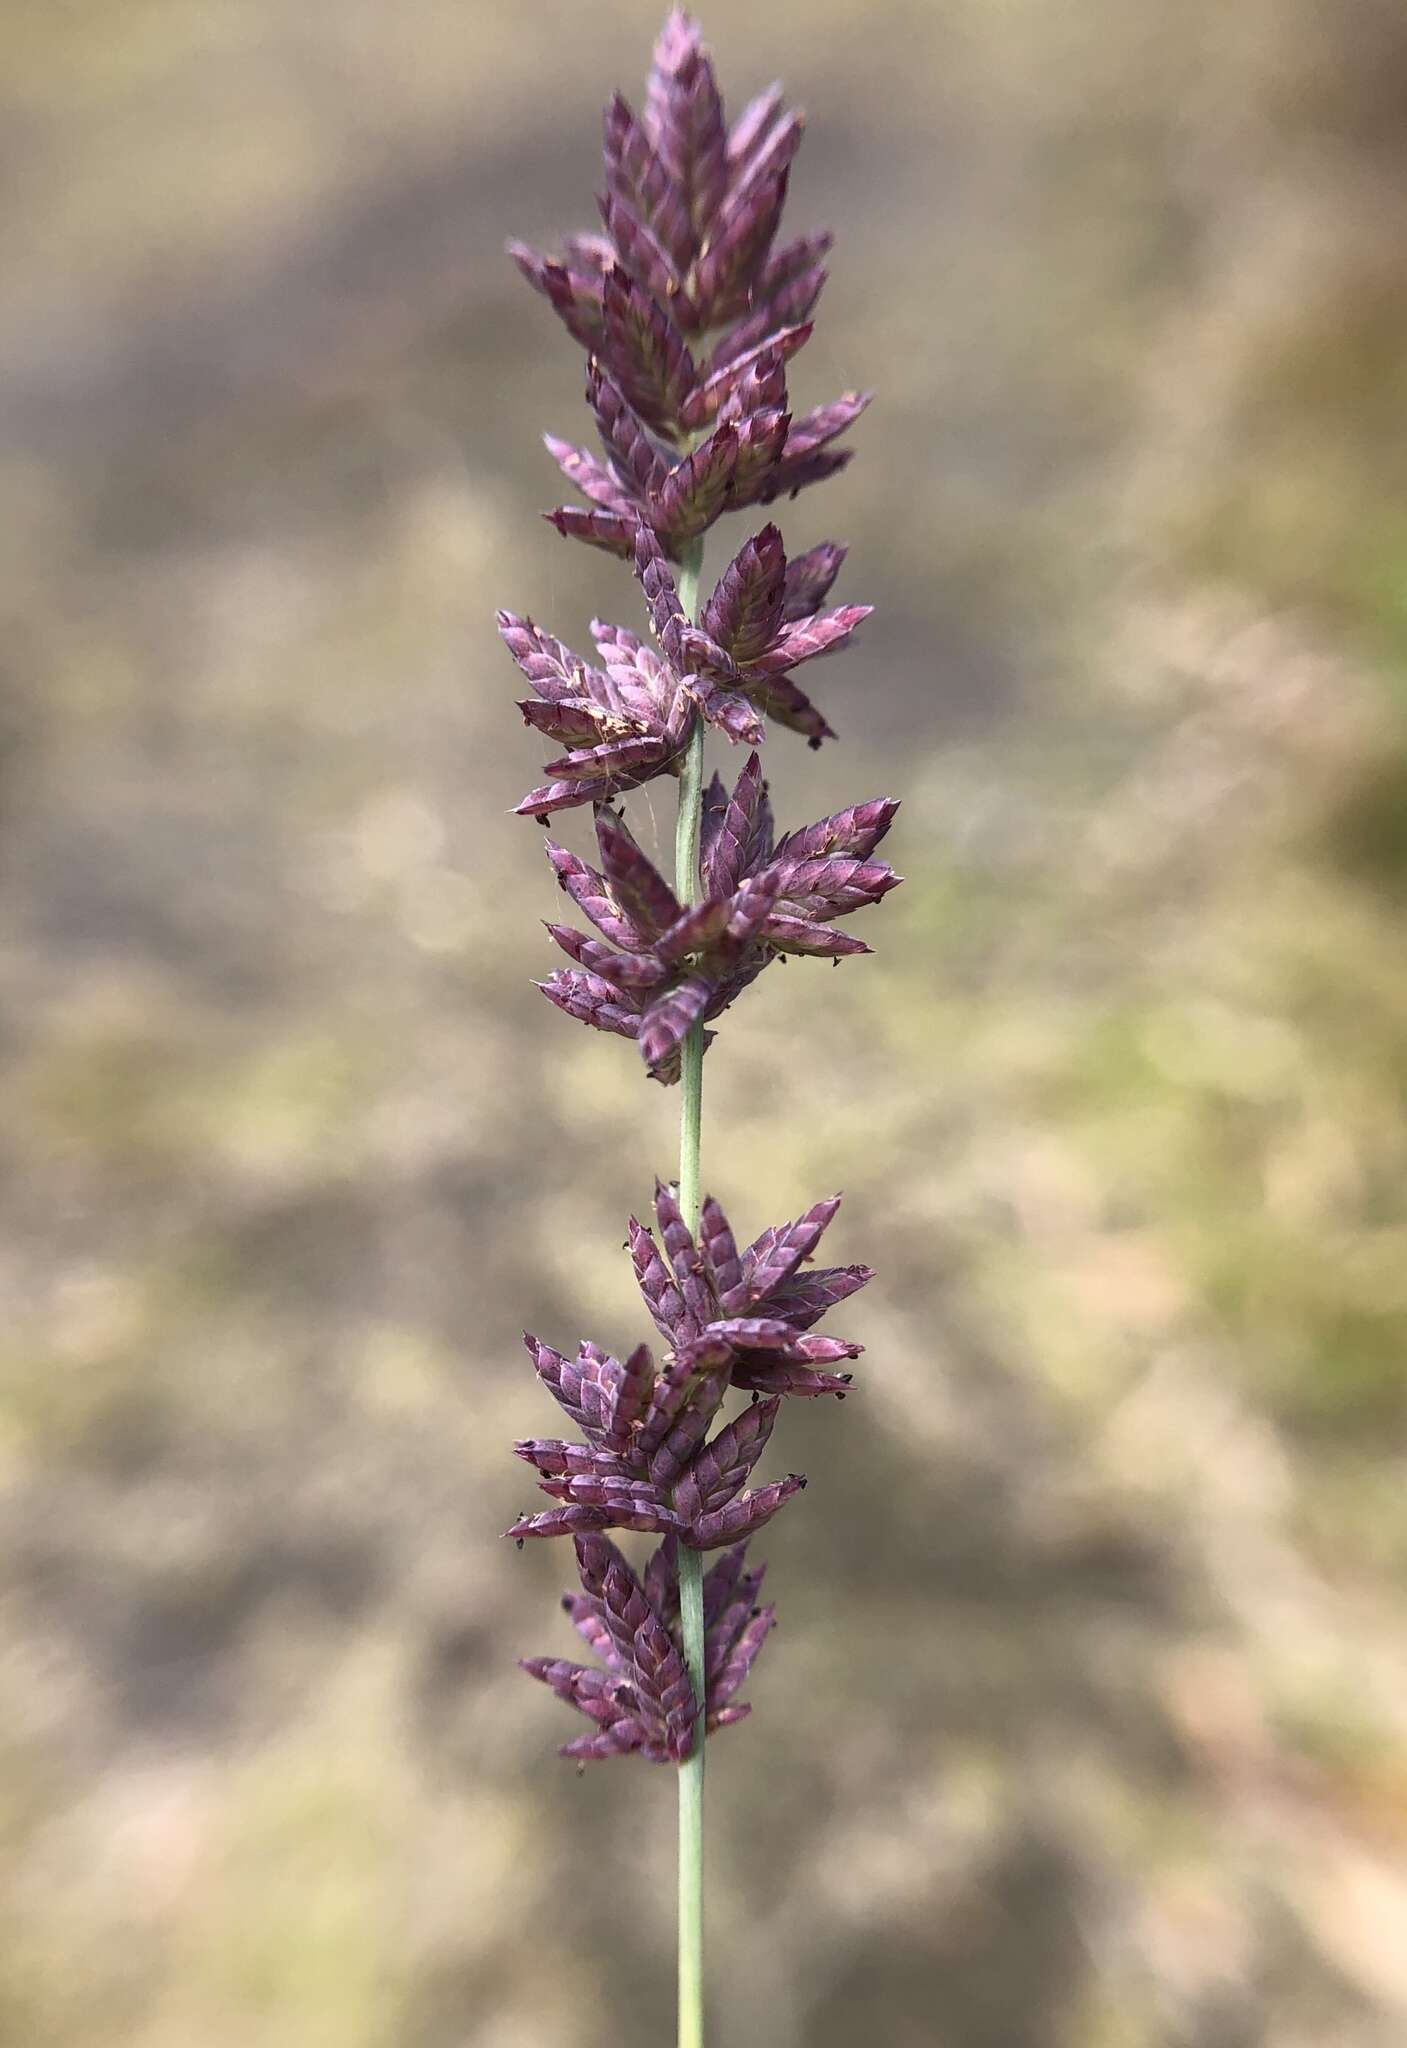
[3,2,1407,2043]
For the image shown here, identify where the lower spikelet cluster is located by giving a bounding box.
[523,1533,771,1763]
[512,1180,866,1760]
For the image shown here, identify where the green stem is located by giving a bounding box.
[673,535,707,2048]
[676,1542,706,2048]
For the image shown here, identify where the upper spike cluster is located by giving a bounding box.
[502,10,875,798]
[509,14,869,560]
[502,13,896,1765]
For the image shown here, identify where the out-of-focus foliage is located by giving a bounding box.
[1,3,1405,2045]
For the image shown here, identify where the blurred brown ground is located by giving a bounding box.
[3,3,1407,2044]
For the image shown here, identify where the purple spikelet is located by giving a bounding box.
[501,3,894,1810]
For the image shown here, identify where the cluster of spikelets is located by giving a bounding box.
[525,1534,772,1765]
[510,1182,870,1762]
[510,1179,868,1551]
[500,520,871,817]
[538,749,899,1082]
[502,12,900,1764]
[508,9,870,561]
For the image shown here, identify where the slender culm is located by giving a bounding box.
[501,15,898,2042]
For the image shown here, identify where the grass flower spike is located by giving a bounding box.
[501,15,895,2042]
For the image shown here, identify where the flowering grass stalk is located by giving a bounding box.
[501,15,898,2042]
